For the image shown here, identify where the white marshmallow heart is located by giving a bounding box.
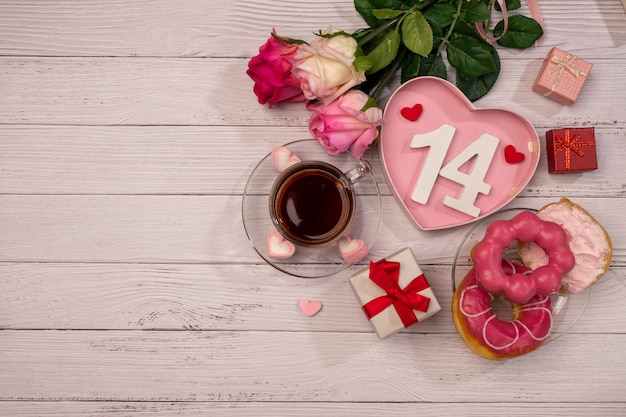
[337,236,368,264]
[272,146,301,172]
[267,230,295,259]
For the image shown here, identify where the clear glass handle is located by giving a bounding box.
[344,160,372,185]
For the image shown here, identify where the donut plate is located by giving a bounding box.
[380,77,540,230]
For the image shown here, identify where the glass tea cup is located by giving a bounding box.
[269,160,371,247]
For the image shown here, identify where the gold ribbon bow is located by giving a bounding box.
[553,129,594,171]
[544,53,589,96]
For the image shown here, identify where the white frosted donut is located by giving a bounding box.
[519,198,613,293]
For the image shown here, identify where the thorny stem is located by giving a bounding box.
[371,47,408,100]
[437,0,464,55]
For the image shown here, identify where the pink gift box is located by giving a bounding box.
[532,47,592,106]
[349,248,441,339]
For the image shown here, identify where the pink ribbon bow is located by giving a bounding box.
[474,0,545,44]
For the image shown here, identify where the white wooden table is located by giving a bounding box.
[1,1,625,415]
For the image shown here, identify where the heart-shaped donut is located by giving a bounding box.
[381,77,539,230]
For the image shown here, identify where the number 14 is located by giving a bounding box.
[410,124,499,218]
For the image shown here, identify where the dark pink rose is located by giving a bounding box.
[247,30,305,107]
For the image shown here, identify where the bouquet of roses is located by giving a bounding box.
[247,0,543,159]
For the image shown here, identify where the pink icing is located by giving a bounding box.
[458,263,552,357]
[473,211,575,303]
[519,201,612,293]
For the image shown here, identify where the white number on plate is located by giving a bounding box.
[409,124,499,217]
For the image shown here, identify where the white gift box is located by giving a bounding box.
[349,248,441,339]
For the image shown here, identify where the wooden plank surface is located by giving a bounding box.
[0,262,623,333]
[1,402,624,417]
[1,126,625,197]
[1,330,626,402]
[1,0,625,415]
[2,57,626,127]
[0,0,625,58]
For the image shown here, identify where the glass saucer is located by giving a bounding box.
[451,207,590,344]
[242,139,382,278]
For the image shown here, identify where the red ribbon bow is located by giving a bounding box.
[362,259,431,328]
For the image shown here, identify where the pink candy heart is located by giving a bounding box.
[272,146,301,172]
[337,236,368,264]
[298,299,322,317]
[267,230,295,259]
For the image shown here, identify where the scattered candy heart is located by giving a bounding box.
[299,299,322,317]
[400,103,423,121]
[504,144,525,164]
[337,236,368,264]
[267,230,295,259]
[272,146,301,172]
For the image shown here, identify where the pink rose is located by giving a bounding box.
[292,27,366,105]
[307,90,382,159]
[246,30,305,107]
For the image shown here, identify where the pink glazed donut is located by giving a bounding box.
[472,211,575,304]
[452,261,553,360]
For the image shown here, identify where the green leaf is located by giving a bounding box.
[400,52,420,83]
[354,55,374,72]
[366,30,401,74]
[270,32,306,45]
[430,23,443,49]
[373,8,403,20]
[422,2,456,28]
[401,11,433,57]
[456,46,501,101]
[495,0,522,12]
[418,53,447,79]
[460,0,490,24]
[447,33,497,76]
[354,0,397,27]
[452,20,487,42]
[494,15,543,49]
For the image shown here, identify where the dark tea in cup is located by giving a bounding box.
[269,160,370,247]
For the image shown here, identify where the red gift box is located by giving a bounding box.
[546,128,597,174]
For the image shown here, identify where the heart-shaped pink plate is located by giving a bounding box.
[381,77,540,230]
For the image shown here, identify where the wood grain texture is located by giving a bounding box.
[2,57,626,127]
[0,196,623,264]
[1,126,625,197]
[1,0,625,414]
[1,402,625,417]
[0,0,624,58]
[1,330,626,402]
[0,262,623,333]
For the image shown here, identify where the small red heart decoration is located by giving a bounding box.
[504,145,525,164]
[400,103,423,121]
